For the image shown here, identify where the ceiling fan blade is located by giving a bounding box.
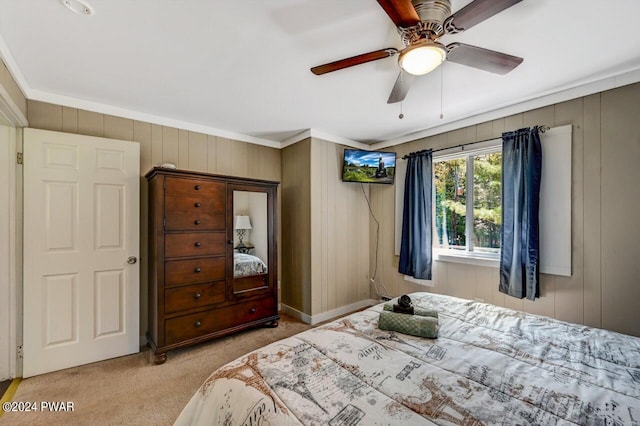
[387,71,416,104]
[446,43,523,74]
[311,48,398,75]
[445,0,522,33]
[376,0,421,28]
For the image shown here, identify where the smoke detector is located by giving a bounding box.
[60,0,94,16]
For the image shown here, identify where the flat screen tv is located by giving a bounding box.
[342,149,396,185]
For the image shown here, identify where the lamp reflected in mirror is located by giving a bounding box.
[234,215,252,248]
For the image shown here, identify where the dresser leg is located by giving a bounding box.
[263,320,279,328]
[153,352,167,365]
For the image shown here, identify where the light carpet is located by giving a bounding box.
[0,313,312,426]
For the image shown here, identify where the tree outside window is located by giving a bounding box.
[434,149,501,256]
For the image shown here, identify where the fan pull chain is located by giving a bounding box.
[440,64,444,119]
[399,71,404,119]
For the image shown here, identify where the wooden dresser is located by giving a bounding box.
[146,168,278,364]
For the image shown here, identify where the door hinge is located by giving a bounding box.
[16,152,23,164]
[17,345,23,359]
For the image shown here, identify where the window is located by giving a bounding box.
[394,125,571,274]
[433,145,501,258]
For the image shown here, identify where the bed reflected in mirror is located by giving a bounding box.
[233,191,268,290]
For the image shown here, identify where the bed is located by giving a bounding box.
[234,252,268,278]
[174,292,640,425]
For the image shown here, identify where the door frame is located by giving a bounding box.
[0,124,17,381]
[0,82,27,380]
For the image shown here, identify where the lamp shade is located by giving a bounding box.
[398,40,447,76]
[234,215,252,230]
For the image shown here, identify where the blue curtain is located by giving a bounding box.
[399,150,433,280]
[500,126,542,300]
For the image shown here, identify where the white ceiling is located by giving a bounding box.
[1,0,640,147]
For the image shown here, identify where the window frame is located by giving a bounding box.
[394,125,571,274]
[432,141,502,266]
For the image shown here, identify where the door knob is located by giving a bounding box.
[127,256,137,264]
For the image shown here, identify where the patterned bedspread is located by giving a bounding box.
[234,253,267,277]
[174,292,640,425]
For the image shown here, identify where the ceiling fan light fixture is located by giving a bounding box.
[399,41,447,76]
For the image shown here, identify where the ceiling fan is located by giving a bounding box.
[310,0,524,104]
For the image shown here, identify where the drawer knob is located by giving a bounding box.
[194,293,201,300]
[194,219,201,225]
[194,267,201,273]
[195,321,202,327]
[249,308,256,314]
[194,202,201,208]
[194,185,201,190]
[194,242,201,247]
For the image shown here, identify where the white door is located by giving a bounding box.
[23,128,140,377]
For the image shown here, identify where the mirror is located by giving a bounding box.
[233,190,268,279]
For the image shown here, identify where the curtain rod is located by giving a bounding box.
[402,125,550,159]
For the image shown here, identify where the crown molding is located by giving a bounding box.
[0,34,281,148]
[4,32,640,153]
[2,33,370,151]
[27,88,281,148]
[280,129,312,148]
[280,128,371,150]
[0,37,28,127]
[0,36,30,97]
[308,129,370,150]
[371,65,640,150]
[0,85,27,127]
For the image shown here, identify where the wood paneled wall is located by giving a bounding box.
[281,139,312,313]
[22,82,640,336]
[309,139,370,316]
[26,100,282,339]
[280,138,370,318]
[370,82,640,337]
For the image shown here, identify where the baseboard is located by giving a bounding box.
[279,304,312,324]
[280,299,379,326]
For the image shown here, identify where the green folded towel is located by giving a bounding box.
[383,303,438,318]
[378,311,439,338]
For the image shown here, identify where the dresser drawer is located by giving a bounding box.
[165,177,225,197]
[165,297,276,345]
[164,195,225,231]
[165,281,225,314]
[165,257,225,288]
[165,232,226,258]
